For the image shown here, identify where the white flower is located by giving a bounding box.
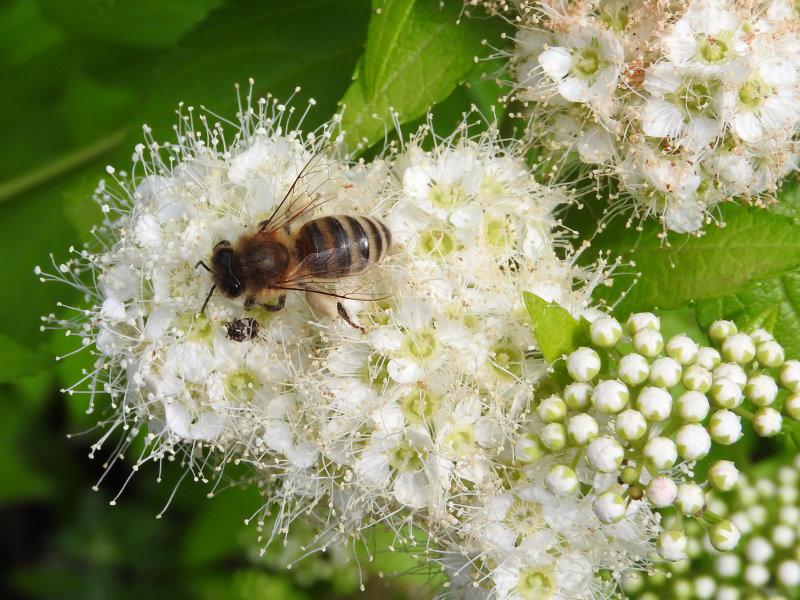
[537,24,624,111]
[662,0,748,76]
[642,64,724,151]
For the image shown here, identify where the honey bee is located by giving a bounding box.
[196,150,392,331]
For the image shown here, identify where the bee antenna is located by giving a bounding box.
[195,260,212,272]
[200,284,216,314]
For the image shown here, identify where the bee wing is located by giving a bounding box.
[276,250,386,302]
[258,145,341,234]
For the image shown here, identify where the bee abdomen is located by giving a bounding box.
[297,215,392,277]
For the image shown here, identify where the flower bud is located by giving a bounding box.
[710,377,743,408]
[709,410,743,445]
[591,379,629,414]
[777,560,800,587]
[746,536,773,563]
[616,409,647,441]
[637,386,673,421]
[647,476,678,507]
[657,530,688,561]
[772,524,795,549]
[587,436,624,473]
[649,356,682,388]
[517,433,546,462]
[538,395,567,423]
[590,316,622,347]
[710,520,741,551]
[750,328,773,344]
[744,563,770,586]
[540,423,566,450]
[563,382,592,410]
[780,360,800,392]
[545,464,578,496]
[675,424,711,461]
[666,334,699,365]
[696,347,721,370]
[618,353,649,386]
[675,483,705,515]
[593,491,627,523]
[709,320,738,344]
[713,363,747,387]
[682,365,712,392]
[567,413,598,445]
[721,333,756,364]
[756,339,785,367]
[676,391,710,423]
[626,312,660,334]
[716,554,741,578]
[745,374,779,406]
[567,347,601,382]
[708,460,739,491]
[785,392,800,420]
[753,407,782,437]
[643,436,677,470]
[694,575,716,600]
[633,328,663,357]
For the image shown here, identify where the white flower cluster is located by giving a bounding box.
[494,0,800,233]
[41,89,678,598]
[526,311,800,569]
[623,456,800,600]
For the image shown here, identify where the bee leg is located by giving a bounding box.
[262,295,286,312]
[337,302,365,333]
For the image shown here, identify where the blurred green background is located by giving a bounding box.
[0,0,443,597]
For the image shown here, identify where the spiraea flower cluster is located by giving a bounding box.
[524,312,800,569]
[39,88,635,598]
[493,0,800,233]
[41,84,797,599]
[623,456,800,600]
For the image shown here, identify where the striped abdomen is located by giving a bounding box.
[296,215,392,277]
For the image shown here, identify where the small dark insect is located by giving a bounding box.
[226,317,260,342]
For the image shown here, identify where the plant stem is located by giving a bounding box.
[0,129,127,204]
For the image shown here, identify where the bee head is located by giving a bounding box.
[211,240,246,298]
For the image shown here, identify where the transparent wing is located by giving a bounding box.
[258,145,342,234]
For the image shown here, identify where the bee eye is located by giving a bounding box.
[228,278,243,294]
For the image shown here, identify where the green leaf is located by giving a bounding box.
[696,272,800,360]
[339,0,505,149]
[0,333,49,384]
[590,205,800,316]
[138,0,370,141]
[770,174,800,220]
[37,0,224,48]
[523,292,586,364]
